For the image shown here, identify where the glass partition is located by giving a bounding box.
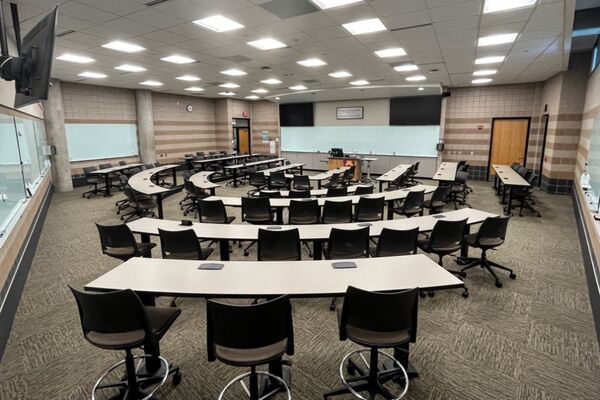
[586,116,600,211]
[0,112,48,236]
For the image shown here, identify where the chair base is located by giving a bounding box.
[92,353,180,400]
[324,349,409,400]
[219,367,291,400]
[459,256,516,288]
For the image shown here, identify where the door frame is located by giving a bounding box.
[486,116,531,181]
[232,118,251,153]
[537,114,550,187]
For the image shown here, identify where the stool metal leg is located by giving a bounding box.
[218,370,291,400]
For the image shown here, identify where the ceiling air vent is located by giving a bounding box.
[145,0,170,6]
[56,29,75,37]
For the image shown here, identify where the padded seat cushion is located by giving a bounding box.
[417,237,461,253]
[215,339,288,367]
[346,325,411,348]
[86,329,145,350]
[165,247,213,260]
[145,306,181,341]
[290,216,319,224]
[105,242,155,259]
[464,233,504,248]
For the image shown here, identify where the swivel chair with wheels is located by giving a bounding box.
[370,228,419,257]
[355,196,385,222]
[96,223,155,261]
[391,190,424,219]
[242,196,274,256]
[289,199,320,257]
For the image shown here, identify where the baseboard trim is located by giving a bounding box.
[0,183,53,362]
[571,188,600,346]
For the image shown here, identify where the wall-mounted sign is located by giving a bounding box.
[242,111,249,117]
[261,130,269,143]
[336,106,364,120]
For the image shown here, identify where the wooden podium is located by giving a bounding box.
[327,157,362,181]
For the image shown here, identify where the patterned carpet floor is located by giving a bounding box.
[0,176,599,399]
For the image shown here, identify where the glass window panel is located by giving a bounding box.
[14,118,41,192]
[0,114,26,234]
[33,119,49,171]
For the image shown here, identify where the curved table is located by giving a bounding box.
[128,164,181,218]
[189,171,220,195]
[208,184,437,223]
[309,166,350,189]
[127,207,495,260]
[377,164,412,192]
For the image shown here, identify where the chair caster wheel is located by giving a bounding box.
[427,291,435,297]
[459,271,467,278]
[173,371,182,385]
[419,292,426,298]
[329,304,336,311]
[169,301,177,307]
[462,291,469,298]
[347,363,356,375]
[244,251,250,257]
[509,273,516,279]
[495,281,503,288]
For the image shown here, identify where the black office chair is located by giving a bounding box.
[355,196,385,222]
[82,166,103,198]
[198,199,236,224]
[510,162,520,170]
[260,190,282,198]
[99,163,122,191]
[182,181,209,217]
[324,172,343,189]
[418,218,469,298]
[387,174,408,191]
[341,166,355,185]
[324,286,416,399]
[122,188,157,222]
[158,228,213,261]
[327,186,348,197]
[269,171,287,190]
[70,287,181,400]
[392,190,425,218]
[206,295,294,400]
[96,222,155,261]
[322,200,353,224]
[293,175,312,191]
[288,199,320,257]
[242,196,274,256]
[258,228,301,261]
[448,171,471,209]
[459,216,515,288]
[289,190,311,198]
[407,161,420,185]
[248,171,267,195]
[508,174,541,217]
[354,185,373,195]
[324,226,370,311]
[423,185,449,215]
[370,227,419,257]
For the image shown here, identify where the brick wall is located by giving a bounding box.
[251,101,280,155]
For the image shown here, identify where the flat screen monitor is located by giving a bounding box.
[389,95,442,126]
[330,148,344,157]
[14,6,58,108]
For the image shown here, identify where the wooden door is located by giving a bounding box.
[238,128,250,154]
[489,118,529,175]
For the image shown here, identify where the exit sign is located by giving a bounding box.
[242,111,248,117]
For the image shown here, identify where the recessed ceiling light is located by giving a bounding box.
[478,33,518,47]
[394,63,419,72]
[472,78,493,84]
[140,80,163,86]
[247,38,287,50]
[374,47,406,58]
[115,64,146,72]
[342,18,387,35]
[350,80,369,85]
[161,55,195,64]
[261,78,282,85]
[310,0,363,10]
[473,69,497,76]
[185,87,204,92]
[245,95,260,100]
[56,53,95,64]
[220,82,240,88]
[219,91,235,96]
[275,97,281,100]
[405,75,426,81]
[102,40,145,53]
[78,71,107,79]
[329,71,352,78]
[252,88,269,93]
[289,85,307,90]
[221,68,247,76]
[475,56,505,64]
[193,15,244,32]
[418,87,424,91]
[176,75,201,81]
[297,58,327,67]
[483,0,536,14]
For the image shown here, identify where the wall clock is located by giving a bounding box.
[185,104,193,113]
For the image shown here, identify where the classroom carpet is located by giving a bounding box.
[0,177,599,400]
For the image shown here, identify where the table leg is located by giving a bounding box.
[233,170,238,187]
[276,208,283,225]
[210,188,216,196]
[219,239,230,261]
[506,187,513,216]
[104,174,112,196]
[300,166,303,174]
[387,200,394,220]
[460,224,470,258]
[318,180,322,189]
[313,240,323,260]
[156,195,164,219]
[379,181,383,192]
[172,168,177,186]
[140,233,151,254]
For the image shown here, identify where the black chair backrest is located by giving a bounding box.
[83,166,97,175]
[430,185,450,203]
[270,171,286,184]
[158,228,201,259]
[322,200,353,223]
[206,295,294,361]
[182,170,192,181]
[199,199,229,223]
[523,169,533,181]
[476,216,510,245]
[327,186,348,197]
[258,228,301,261]
[356,196,385,220]
[517,166,528,177]
[413,161,420,173]
[249,171,266,186]
[119,160,127,166]
[354,185,373,195]
[329,172,342,186]
[260,190,282,198]
[197,152,205,157]
[327,227,369,259]
[340,286,418,343]
[70,287,148,339]
[289,199,320,224]
[293,175,311,190]
[510,162,520,170]
[429,219,468,249]
[375,228,419,257]
[96,223,138,253]
[343,166,355,180]
[289,190,311,198]
[455,170,468,185]
[390,174,407,189]
[99,163,112,169]
[242,196,272,221]
[403,190,425,210]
